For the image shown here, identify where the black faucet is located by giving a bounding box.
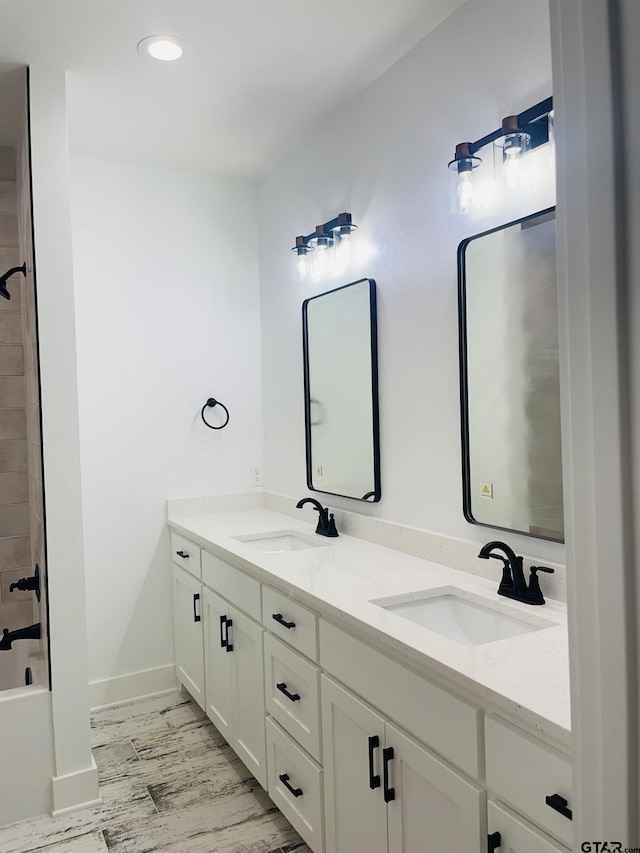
[9,565,41,601]
[0,622,42,651]
[296,497,339,537]
[478,541,554,605]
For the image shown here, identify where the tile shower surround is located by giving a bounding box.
[0,141,46,688]
[0,146,31,613]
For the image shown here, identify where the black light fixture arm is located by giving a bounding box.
[294,212,354,249]
[457,96,553,158]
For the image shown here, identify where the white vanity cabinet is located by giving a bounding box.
[201,567,267,789]
[170,521,573,853]
[172,564,205,710]
[322,673,485,853]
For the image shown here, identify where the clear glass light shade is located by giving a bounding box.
[310,236,335,281]
[493,131,532,195]
[291,246,314,283]
[333,225,358,272]
[448,156,482,215]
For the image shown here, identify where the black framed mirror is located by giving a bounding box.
[302,277,381,502]
[458,207,563,541]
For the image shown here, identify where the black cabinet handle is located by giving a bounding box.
[225,618,233,652]
[368,735,380,789]
[545,793,573,820]
[176,550,189,559]
[279,773,303,798]
[219,615,227,648]
[272,613,296,629]
[382,746,395,802]
[276,682,301,702]
[488,831,502,852]
[193,593,200,623]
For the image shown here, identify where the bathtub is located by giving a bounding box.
[0,634,38,690]
[0,634,54,825]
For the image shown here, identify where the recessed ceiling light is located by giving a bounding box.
[137,35,188,62]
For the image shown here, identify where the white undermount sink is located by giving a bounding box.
[233,530,327,553]
[372,587,553,647]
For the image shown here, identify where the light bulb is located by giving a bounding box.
[291,246,313,283]
[311,237,335,281]
[334,231,353,272]
[457,172,475,215]
[504,148,521,195]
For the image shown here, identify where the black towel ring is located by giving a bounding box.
[201,398,230,430]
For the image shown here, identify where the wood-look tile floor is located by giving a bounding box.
[0,691,311,853]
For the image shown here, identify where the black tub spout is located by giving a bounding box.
[0,622,41,651]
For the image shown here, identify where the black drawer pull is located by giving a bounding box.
[279,773,303,798]
[488,831,502,852]
[176,550,189,559]
[368,735,380,789]
[276,682,301,702]
[193,593,200,623]
[272,613,296,629]
[382,746,395,802]
[225,618,233,652]
[219,615,227,648]
[545,793,572,820]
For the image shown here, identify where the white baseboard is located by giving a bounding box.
[52,756,100,816]
[89,664,176,710]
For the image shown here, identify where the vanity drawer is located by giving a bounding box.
[488,800,569,853]
[171,532,202,579]
[263,585,318,661]
[319,619,482,779]
[201,550,261,621]
[264,633,321,761]
[485,715,573,847]
[266,716,324,853]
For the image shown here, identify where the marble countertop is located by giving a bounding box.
[168,507,571,748]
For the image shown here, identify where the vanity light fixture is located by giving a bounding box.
[448,96,553,214]
[291,212,358,283]
[137,35,188,62]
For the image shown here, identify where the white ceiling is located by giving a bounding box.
[0,0,465,178]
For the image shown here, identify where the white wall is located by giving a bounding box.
[69,157,263,693]
[258,0,562,564]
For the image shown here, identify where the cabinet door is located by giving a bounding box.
[202,587,233,741]
[173,565,205,710]
[229,605,267,789]
[321,675,388,853]
[386,722,485,853]
[487,801,568,853]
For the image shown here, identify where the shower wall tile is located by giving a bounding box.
[0,345,24,375]
[0,440,27,472]
[0,148,15,181]
[0,313,23,344]
[0,181,17,215]
[0,598,32,630]
[0,376,25,408]
[0,504,29,537]
[0,247,20,272]
[0,535,30,569]
[0,567,32,602]
[0,409,26,440]
[26,404,40,444]
[28,439,42,483]
[0,280,21,311]
[0,472,28,504]
[0,213,18,247]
